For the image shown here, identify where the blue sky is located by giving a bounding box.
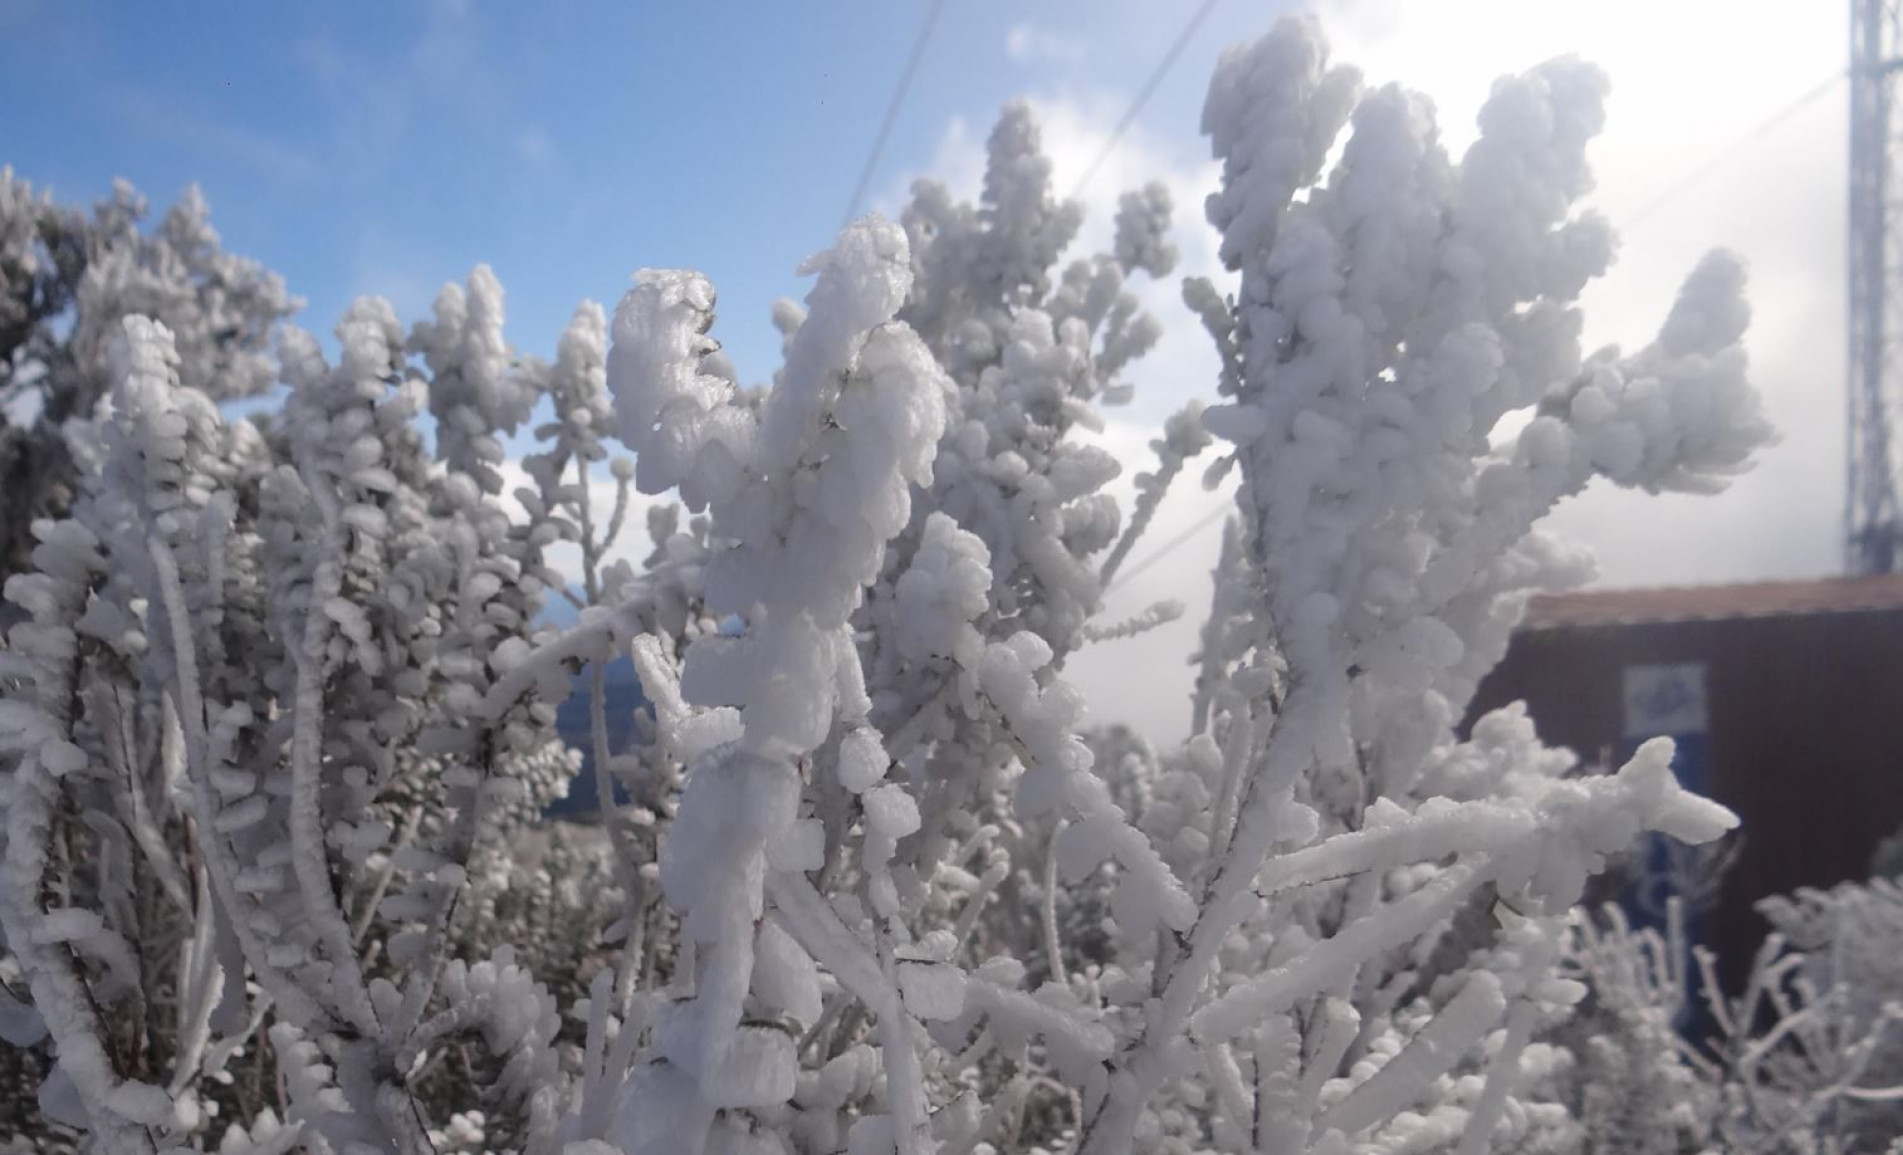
[0,0,1285,382]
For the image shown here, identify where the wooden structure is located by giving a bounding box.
[1468,575,1903,989]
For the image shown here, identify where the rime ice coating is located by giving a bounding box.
[0,15,1774,1154]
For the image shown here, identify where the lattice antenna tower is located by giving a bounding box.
[1849,0,1903,572]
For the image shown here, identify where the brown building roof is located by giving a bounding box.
[1520,573,1903,631]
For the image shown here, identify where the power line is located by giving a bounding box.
[1068,0,1224,201]
[840,0,949,231]
[1619,68,1846,232]
[1107,499,1231,593]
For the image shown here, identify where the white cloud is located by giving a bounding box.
[894,114,986,208]
[1322,0,1847,586]
[515,124,558,171]
[296,0,553,193]
[1005,23,1087,68]
[108,88,319,185]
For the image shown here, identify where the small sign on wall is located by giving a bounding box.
[1622,662,1708,741]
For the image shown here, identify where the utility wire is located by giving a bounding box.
[1068,0,1224,201]
[841,0,949,230]
[1619,68,1846,231]
[1107,498,1231,593]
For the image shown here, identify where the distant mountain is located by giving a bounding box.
[548,657,645,816]
[538,590,645,817]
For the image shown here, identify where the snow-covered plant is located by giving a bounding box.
[1546,901,1722,1152]
[1693,881,1903,1152]
[1540,881,1903,1155]
[0,171,296,581]
[0,279,575,1150]
[1053,16,1766,1152]
[0,14,1778,1155]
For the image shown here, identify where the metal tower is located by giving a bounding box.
[1848,0,1903,572]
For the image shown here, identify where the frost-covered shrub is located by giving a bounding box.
[0,16,1775,1155]
[1704,882,1903,1152]
[0,172,296,582]
[1545,903,1722,1153]
[1543,882,1903,1155]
